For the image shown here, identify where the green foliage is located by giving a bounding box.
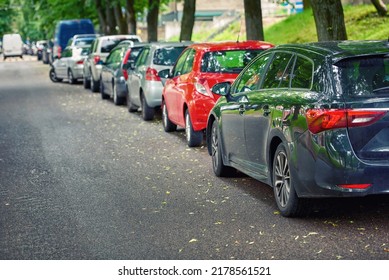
[0,0,17,36]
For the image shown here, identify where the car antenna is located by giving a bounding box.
[236,16,243,43]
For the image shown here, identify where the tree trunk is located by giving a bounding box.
[105,0,117,35]
[179,0,196,41]
[113,1,128,34]
[95,0,107,35]
[310,0,347,41]
[126,0,137,35]
[243,0,264,41]
[147,0,160,41]
[303,0,311,9]
[371,0,388,16]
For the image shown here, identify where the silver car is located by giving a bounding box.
[83,34,142,92]
[127,42,191,121]
[49,45,89,84]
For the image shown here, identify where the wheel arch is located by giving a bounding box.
[206,113,217,155]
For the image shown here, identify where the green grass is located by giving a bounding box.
[187,5,389,44]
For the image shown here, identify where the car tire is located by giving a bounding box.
[100,79,109,100]
[49,68,58,82]
[113,83,125,105]
[91,76,99,93]
[68,70,76,84]
[162,100,177,132]
[211,119,235,177]
[272,143,309,217]
[141,94,155,121]
[185,110,203,147]
[127,91,138,113]
[83,75,91,89]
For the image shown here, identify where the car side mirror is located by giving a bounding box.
[211,82,231,96]
[158,69,172,79]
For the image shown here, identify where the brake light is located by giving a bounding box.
[76,59,84,65]
[194,81,212,97]
[93,55,101,65]
[57,46,62,58]
[306,109,385,134]
[145,67,161,81]
[337,184,371,189]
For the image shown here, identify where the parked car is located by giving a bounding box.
[36,40,47,60]
[159,41,274,147]
[100,41,146,105]
[206,40,389,217]
[127,41,192,121]
[42,40,53,64]
[49,45,90,84]
[2,33,23,60]
[83,35,142,92]
[52,19,95,60]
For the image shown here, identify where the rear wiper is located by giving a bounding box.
[373,86,389,93]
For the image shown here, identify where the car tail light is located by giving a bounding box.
[93,55,101,65]
[76,59,84,65]
[194,81,211,97]
[306,109,386,134]
[145,67,161,81]
[337,183,371,189]
[57,46,62,58]
[122,69,128,80]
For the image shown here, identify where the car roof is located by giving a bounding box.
[188,40,274,52]
[147,41,193,49]
[274,40,389,62]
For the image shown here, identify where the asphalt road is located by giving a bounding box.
[0,56,388,260]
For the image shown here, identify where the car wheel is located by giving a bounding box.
[272,143,308,217]
[49,68,58,82]
[162,100,177,132]
[100,79,109,100]
[185,110,203,147]
[83,74,91,89]
[91,76,99,92]
[211,119,234,176]
[113,83,125,105]
[141,94,155,121]
[68,70,76,84]
[127,91,138,113]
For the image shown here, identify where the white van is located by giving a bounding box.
[2,33,24,60]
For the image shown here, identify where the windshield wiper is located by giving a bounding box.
[373,86,389,94]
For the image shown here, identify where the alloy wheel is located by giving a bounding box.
[274,150,291,208]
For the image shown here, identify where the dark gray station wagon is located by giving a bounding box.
[206,40,389,217]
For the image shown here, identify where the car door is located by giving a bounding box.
[102,48,121,96]
[56,47,72,78]
[128,47,150,107]
[164,48,193,124]
[243,52,295,177]
[220,52,273,168]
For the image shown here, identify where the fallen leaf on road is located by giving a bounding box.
[189,239,198,243]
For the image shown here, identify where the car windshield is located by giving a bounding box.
[75,38,95,46]
[200,49,263,73]
[153,46,186,66]
[334,55,389,98]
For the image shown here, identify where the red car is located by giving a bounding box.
[160,41,274,147]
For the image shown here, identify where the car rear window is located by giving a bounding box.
[101,38,128,53]
[334,55,389,98]
[200,50,263,73]
[75,38,95,46]
[153,46,187,66]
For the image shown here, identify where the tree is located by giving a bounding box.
[147,0,160,41]
[113,0,128,34]
[371,0,387,16]
[179,0,196,41]
[310,0,347,41]
[244,0,264,40]
[126,0,137,35]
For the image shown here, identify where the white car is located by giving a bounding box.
[2,33,23,60]
[49,45,90,84]
[83,34,142,92]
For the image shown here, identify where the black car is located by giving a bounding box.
[206,40,389,217]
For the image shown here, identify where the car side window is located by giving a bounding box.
[262,52,294,89]
[172,48,190,77]
[181,49,196,75]
[106,49,120,64]
[291,56,313,89]
[135,48,150,67]
[233,53,272,93]
[62,47,72,58]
